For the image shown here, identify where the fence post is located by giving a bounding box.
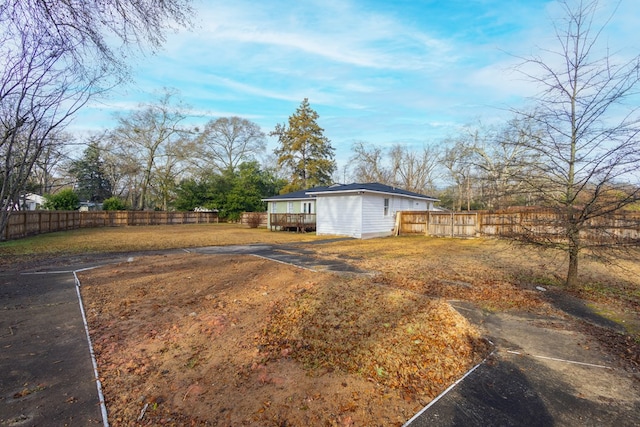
[475,212,479,236]
[450,212,454,238]
[425,211,430,236]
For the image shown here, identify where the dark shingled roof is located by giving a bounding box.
[262,183,439,201]
[307,182,439,201]
[261,186,333,201]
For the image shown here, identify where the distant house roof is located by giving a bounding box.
[306,182,439,201]
[261,185,334,202]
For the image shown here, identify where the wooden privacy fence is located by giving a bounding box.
[3,210,219,241]
[398,211,478,237]
[397,209,640,242]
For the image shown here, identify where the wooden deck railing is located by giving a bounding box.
[269,213,316,231]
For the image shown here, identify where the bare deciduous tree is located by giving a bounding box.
[389,144,439,195]
[441,137,475,211]
[5,1,193,75]
[0,0,193,237]
[513,0,640,288]
[196,117,266,174]
[109,90,193,210]
[350,141,395,185]
[0,26,93,228]
[30,131,73,196]
[350,142,439,195]
[101,135,142,206]
[151,133,194,211]
[468,119,540,210]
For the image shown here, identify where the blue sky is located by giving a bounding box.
[70,0,639,170]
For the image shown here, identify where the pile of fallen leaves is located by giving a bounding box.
[575,321,640,372]
[259,277,490,399]
[370,270,547,312]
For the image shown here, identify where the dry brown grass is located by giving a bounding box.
[3,226,637,313]
[306,236,640,329]
[0,223,320,258]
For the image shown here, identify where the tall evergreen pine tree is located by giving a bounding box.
[69,143,112,203]
[272,98,336,193]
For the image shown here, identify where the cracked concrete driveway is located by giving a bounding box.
[0,270,104,426]
[407,302,640,426]
[188,241,367,275]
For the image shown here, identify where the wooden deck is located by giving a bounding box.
[269,213,316,232]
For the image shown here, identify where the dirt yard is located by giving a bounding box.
[79,252,492,426]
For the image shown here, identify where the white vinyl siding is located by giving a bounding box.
[316,193,432,239]
[360,194,396,238]
[316,195,362,238]
[395,197,428,211]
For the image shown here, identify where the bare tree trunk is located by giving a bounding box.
[567,242,579,289]
[466,175,471,211]
[139,157,154,210]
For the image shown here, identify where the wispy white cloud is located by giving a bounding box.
[192,0,455,71]
[203,75,300,102]
[188,108,265,121]
[70,0,639,170]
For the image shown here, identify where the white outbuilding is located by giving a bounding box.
[308,183,439,239]
[263,183,439,239]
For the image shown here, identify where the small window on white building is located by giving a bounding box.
[271,202,277,213]
[287,201,294,213]
[384,198,389,216]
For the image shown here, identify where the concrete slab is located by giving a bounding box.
[0,271,104,426]
[407,304,640,426]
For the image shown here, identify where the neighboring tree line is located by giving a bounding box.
[350,118,541,212]
[24,95,336,221]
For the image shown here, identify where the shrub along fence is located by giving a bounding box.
[397,209,640,243]
[239,212,268,228]
[3,210,219,241]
